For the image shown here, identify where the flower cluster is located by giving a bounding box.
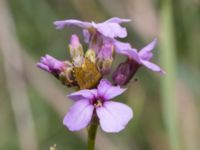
[37,17,164,133]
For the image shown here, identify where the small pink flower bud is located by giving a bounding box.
[68,34,84,67]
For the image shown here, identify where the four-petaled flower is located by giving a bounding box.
[113,39,165,85]
[54,17,130,39]
[121,39,165,74]
[63,79,133,132]
[54,17,131,55]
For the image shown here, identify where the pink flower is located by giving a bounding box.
[112,39,165,85]
[119,39,165,74]
[54,17,130,39]
[63,79,133,132]
[54,17,132,54]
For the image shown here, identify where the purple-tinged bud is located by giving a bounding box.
[88,32,103,54]
[70,34,81,50]
[112,59,140,86]
[37,54,66,76]
[96,44,114,75]
[37,55,78,87]
[69,34,84,67]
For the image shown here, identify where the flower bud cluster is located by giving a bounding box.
[37,17,165,133]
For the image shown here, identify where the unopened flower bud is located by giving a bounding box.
[85,49,96,63]
[112,59,140,86]
[96,44,114,75]
[69,34,84,67]
[37,54,66,77]
[96,59,113,75]
[59,61,77,87]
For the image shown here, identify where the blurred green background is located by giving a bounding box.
[0,0,199,150]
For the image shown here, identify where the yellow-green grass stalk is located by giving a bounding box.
[159,0,181,150]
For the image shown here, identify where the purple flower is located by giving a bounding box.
[54,17,130,39]
[54,17,132,56]
[112,39,165,85]
[63,79,133,132]
[121,39,165,74]
[37,54,66,75]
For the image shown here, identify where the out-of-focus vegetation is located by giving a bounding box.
[0,0,199,150]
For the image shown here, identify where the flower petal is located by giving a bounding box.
[96,101,133,133]
[68,89,97,101]
[54,19,91,29]
[96,22,127,38]
[83,29,90,43]
[63,100,94,131]
[97,43,113,59]
[97,79,126,100]
[105,17,131,24]
[37,54,65,74]
[114,40,132,53]
[36,62,50,72]
[139,39,157,60]
[141,60,165,75]
[121,49,141,63]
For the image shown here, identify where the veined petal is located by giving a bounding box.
[96,22,127,38]
[68,89,97,101]
[97,79,126,100]
[139,39,157,60]
[63,100,94,131]
[141,60,165,75]
[96,101,133,133]
[54,19,91,29]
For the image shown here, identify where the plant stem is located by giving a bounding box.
[87,118,98,150]
[159,0,181,150]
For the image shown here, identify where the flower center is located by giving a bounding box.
[94,100,102,108]
[73,58,102,89]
